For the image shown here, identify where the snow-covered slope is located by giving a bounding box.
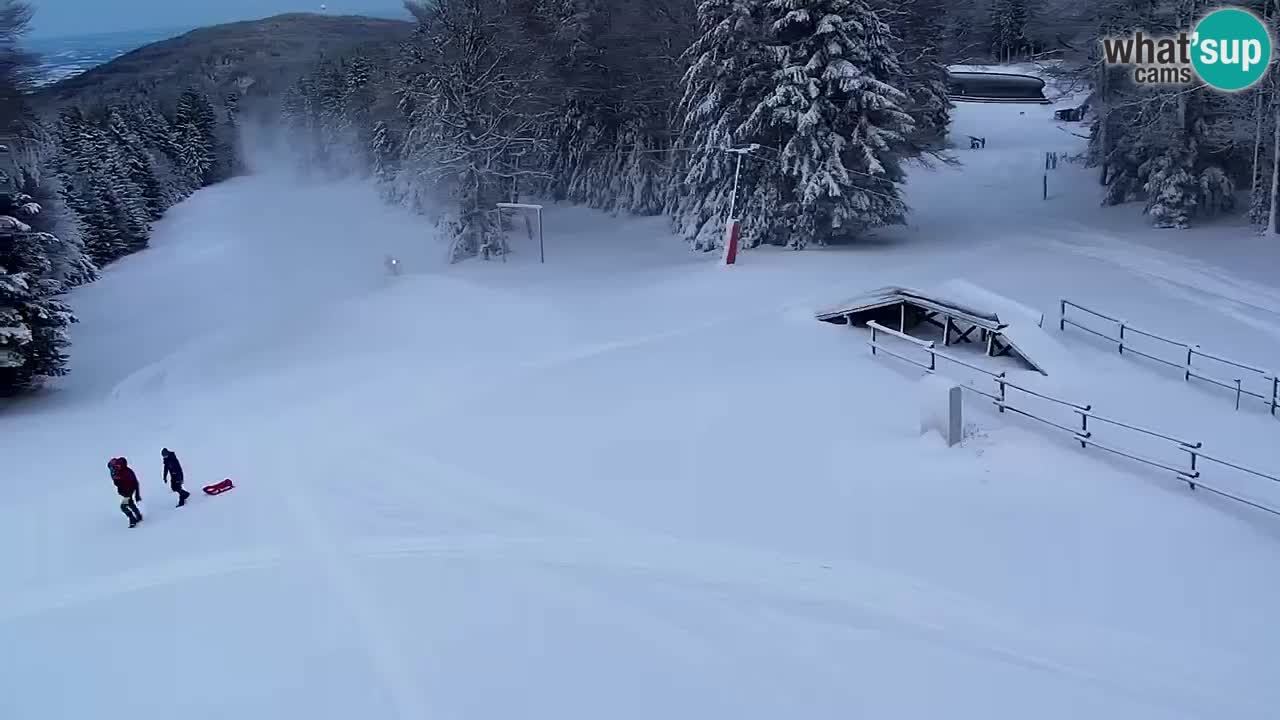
[3,94,1280,720]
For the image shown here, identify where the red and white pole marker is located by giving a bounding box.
[722,218,741,265]
[720,145,757,268]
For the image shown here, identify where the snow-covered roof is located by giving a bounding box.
[815,285,1000,325]
[946,62,1058,77]
[816,280,1067,376]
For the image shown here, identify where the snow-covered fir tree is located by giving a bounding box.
[12,170,96,290]
[672,0,779,250]
[0,182,83,395]
[174,88,218,189]
[739,0,916,248]
[104,107,164,221]
[0,0,92,396]
[54,106,149,264]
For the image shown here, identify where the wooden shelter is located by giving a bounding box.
[816,286,1047,374]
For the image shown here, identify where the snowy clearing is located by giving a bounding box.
[2,97,1280,720]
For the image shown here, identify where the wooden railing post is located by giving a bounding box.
[870,324,877,356]
[1079,411,1089,448]
[1059,299,1066,331]
[1118,322,1125,355]
[1185,346,1194,382]
[996,374,1006,412]
[1235,379,1243,411]
[1271,376,1278,416]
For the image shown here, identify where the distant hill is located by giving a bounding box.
[34,13,413,111]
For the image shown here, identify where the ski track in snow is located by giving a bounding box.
[1047,226,1280,339]
[0,530,1259,717]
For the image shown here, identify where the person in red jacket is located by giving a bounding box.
[108,457,143,528]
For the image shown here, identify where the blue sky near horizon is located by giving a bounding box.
[28,1,408,38]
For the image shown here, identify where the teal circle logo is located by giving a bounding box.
[1191,7,1272,91]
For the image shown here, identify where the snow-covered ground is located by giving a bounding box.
[3,95,1280,720]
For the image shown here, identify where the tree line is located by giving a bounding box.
[277,0,954,260]
[8,0,1280,395]
[1084,0,1280,230]
[1,0,235,395]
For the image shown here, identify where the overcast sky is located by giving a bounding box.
[29,0,407,38]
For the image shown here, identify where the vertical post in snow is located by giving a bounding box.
[537,206,544,264]
[723,152,743,266]
[1059,299,1067,331]
[947,385,962,447]
[728,151,743,221]
[722,220,740,265]
[1043,173,1048,200]
[721,145,759,266]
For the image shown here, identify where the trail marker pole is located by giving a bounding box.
[496,202,544,263]
[721,145,759,266]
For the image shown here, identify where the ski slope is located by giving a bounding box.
[3,96,1280,720]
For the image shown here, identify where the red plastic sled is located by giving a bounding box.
[203,479,235,496]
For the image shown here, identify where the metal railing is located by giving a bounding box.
[865,320,1280,517]
[1059,299,1279,415]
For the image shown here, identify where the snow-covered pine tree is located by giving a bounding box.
[54,105,151,262]
[54,107,120,264]
[370,119,402,194]
[315,59,349,174]
[173,88,217,189]
[120,100,188,207]
[673,0,776,250]
[105,106,165,221]
[0,158,79,395]
[223,91,247,178]
[13,170,96,289]
[742,0,915,248]
[92,109,152,252]
[343,53,378,175]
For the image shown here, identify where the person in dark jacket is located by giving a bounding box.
[161,448,191,507]
[109,457,143,528]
